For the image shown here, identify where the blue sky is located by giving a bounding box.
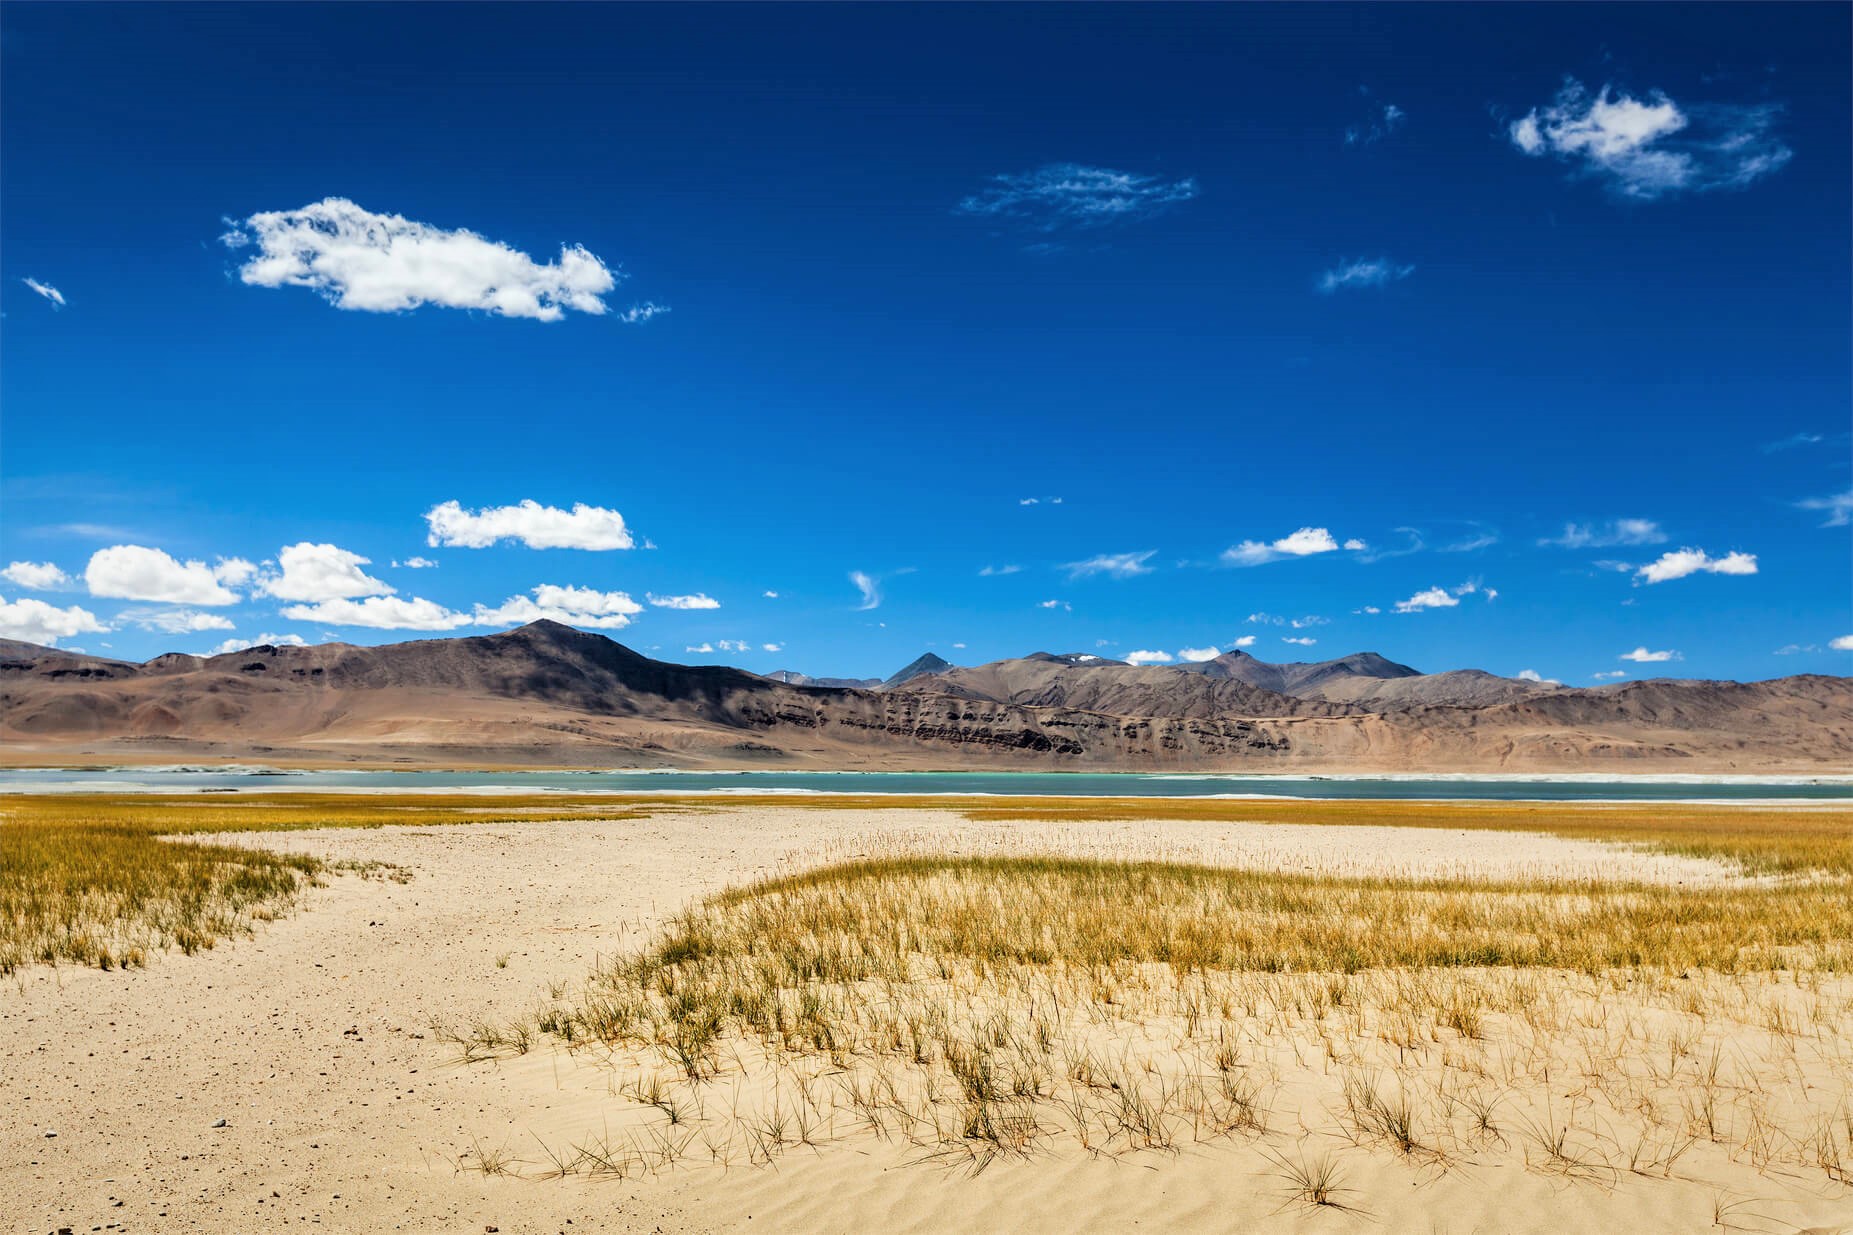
[3,3,1849,683]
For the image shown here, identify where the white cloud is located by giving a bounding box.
[1038,599,1071,611]
[1830,635,1853,652]
[1507,79,1791,200]
[763,590,779,599]
[1592,670,1628,680]
[23,278,66,308]
[213,558,258,587]
[118,608,236,634]
[85,545,243,606]
[281,596,471,630]
[259,542,394,602]
[1064,551,1156,580]
[1797,490,1853,528]
[647,592,720,610]
[1342,538,1367,551]
[2,561,71,590]
[1318,259,1414,293]
[1231,635,1256,648]
[223,197,618,321]
[618,302,668,324]
[1177,646,1220,662]
[956,164,1198,231]
[1635,548,1757,584]
[425,499,635,550]
[211,632,310,656]
[1356,605,1382,615]
[1290,616,1329,629]
[1222,527,1346,566]
[1774,644,1818,656]
[1394,586,1459,613]
[979,565,1023,576]
[396,556,438,569]
[685,643,715,654]
[0,596,107,646]
[1282,636,1318,647]
[1620,646,1682,663]
[1764,432,1823,453]
[1542,519,1667,548]
[762,642,783,653]
[1345,102,1406,147]
[850,571,881,611]
[472,584,644,630]
[1125,649,1174,666]
[1515,669,1560,684]
[685,640,748,655]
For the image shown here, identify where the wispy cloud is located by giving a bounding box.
[647,592,720,610]
[223,198,620,321]
[22,278,65,308]
[1345,102,1406,147]
[850,571,881,611]
[1064,551,1157,580]
[426,500,635,550]
[1620,646,1682,663]
[1282,636,1318,647]
[1507,79,1791,200]
[956,164,1198,232]
[1541,518,1666,549]
[1797,489,1853,528]
[117,607,236,634]
[1222,527,1348,567]
[1318,259,1413,294]
[618,302,668,324]
[1592,669,1628,680]
[979,564,1022,577]
[1763,431,1824,453]
[1038,599,1071,612]
[1635,548,1757,584]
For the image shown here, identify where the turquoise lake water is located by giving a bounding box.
[1,768,1849,801]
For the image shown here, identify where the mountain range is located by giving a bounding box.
[3,621,1848,772]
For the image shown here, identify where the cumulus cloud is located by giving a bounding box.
[1507,79,1791,200]
[118,608,236,634]
[1282,636,1318,647]
[473,584,644,630]
[1318,259,1414,293]
[425,500,635,550]
[1125,649,1174,666]
[280,596,471,630]
[956,164,1198,231]
[3,561,71,590]
[1342,538,1368,551]
[1635,548,1757,584]
[1345,102,1406,147]
[223,198,619,321]
[1222,527,1347,567]
[1064,551,1157,580]
[1831,635,1853,652]
[1394,586,1459,613]
[1620,646,1682,663]
[396,556,438,569]
[211,632,310,655]
[1177,646,1221,662]
[259,542,394,602]
[0,595,107,646]
[1515,669,1561,684]
[1797,490,1853,528]
[1542,519,1667,549]
[85,545,245,606]
[850,571,881,611]
[22,278,65,308]
[647,593,720,610]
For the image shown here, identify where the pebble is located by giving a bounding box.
[211,1118,228,1128]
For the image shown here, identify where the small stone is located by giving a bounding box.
[211,1118,228,1128]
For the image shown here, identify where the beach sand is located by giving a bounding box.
[3,806,1849,1234]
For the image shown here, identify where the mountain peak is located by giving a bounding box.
[885,652,952,686]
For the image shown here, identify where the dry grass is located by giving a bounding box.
[500,844,1853,1185]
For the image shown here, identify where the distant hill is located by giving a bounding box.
[3,623,1848,772]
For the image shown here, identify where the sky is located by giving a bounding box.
[2,3,1849,684]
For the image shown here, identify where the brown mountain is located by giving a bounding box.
[3,623,1848,772]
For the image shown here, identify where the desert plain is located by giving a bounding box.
[3,792,1852,1235]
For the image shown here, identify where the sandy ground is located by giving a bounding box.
[3,807,1849,1235]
